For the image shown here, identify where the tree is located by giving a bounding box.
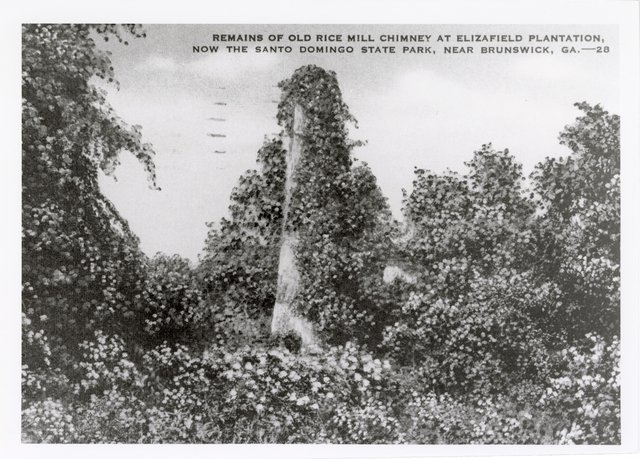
[383,145,549,391]
[531,103,620,343]
[396,145,535,299]
[22,24,156,359]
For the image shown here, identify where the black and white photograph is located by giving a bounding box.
[4,0,640,455]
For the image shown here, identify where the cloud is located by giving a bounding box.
[511,55,585,83]
[137,52,280,80]
[140,55,180,72]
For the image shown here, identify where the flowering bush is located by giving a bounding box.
[383,271,557,393]
[22,399,77,443]
[139,341,399,443]
[139,254,204,345]
[538,334,620,444]
[22,333,405,443]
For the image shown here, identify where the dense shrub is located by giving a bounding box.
[22,24,157,360]
[198,139,287,346]
[383,271,558,392]
[531,103,620,343]
[383,146,549,392]
[539,334,620,444]
[141,254,204,344]
[23,334,402,443]
[398,145,535,296]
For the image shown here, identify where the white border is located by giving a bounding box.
[1,1,638,458]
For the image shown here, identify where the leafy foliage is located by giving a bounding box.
[383,145,547,390]
[277,66,396,346]
[198,139,287,346]
[383,272,558,392]
[538,334,620,444]
[137,254,204,344]
[531,103,620,342]
[23,334,401,444]
[21,29,620,445]
[22,24,157,357]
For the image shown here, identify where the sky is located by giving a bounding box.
[97,24,619,261]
